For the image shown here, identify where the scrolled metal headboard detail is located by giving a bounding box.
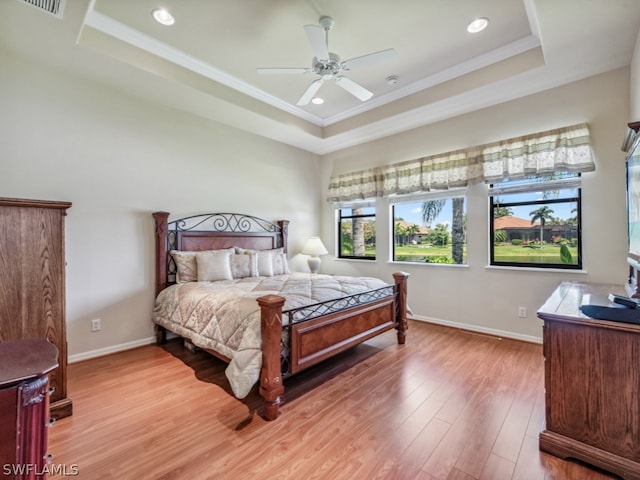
[170,212,281,234]
[152,211,289,295]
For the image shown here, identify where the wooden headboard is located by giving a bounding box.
[153,212,289,295]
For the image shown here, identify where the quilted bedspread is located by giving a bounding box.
[152,272,390,398]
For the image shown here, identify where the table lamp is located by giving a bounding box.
[301,236,328,274]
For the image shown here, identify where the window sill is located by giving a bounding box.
[333,257,377,263]
[484,265,587,274]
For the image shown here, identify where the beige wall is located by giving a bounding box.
[0,51,320,360]
[1,45,634,358]
[631,27,640,121]
[320,67,631,342]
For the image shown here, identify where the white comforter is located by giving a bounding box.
[152,272,390,398]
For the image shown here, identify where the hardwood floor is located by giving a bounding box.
[49,321,619,480]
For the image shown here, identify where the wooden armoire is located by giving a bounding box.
[0,197,72,419]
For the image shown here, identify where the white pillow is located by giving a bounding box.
[195,250,234,282]
[272,252,290,275]
[256,250,275,276]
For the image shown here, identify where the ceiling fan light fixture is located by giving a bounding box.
[259,16,397,105]
[152,8,175,26]
[467,17,489,33]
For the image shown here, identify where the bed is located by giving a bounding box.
[152,211,409,420]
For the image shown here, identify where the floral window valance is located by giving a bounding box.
[327,123,595,203]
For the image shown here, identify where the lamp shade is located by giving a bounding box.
[301,237,328,256]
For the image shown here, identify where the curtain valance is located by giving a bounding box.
[327,123,594,203]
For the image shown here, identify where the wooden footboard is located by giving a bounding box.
[257,271,409,421]
[152,211,409,421]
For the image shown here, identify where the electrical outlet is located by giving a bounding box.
[91,318,101,332]
[518,307,527,318]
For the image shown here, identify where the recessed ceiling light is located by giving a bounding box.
[311,97,324,105]
[152,8,175,26]
[467,17,489,33]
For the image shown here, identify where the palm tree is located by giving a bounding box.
[421,200,446,226]
[529,206,554,246]
[352,207,365,256]
[494,205,513,218]
[394,221,408,246]
[422,198,465,263]
[406,224,420,244]
[451,197,465,262]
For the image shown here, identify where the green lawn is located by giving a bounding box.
[492,244,578,264]
[393,243,578,264]
[394,244,465,263]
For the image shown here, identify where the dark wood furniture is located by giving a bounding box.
[537,281,640,480]
[622,120,640,298]
[0,197,72,419]
[0,339,58,479]
[153,211,409,420]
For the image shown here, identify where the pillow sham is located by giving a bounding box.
[195,249,234,282]
[235,247,287,277]
[171,248,235,283]
[230,251,258,278]
[169,250,197,283]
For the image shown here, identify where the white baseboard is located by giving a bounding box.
[410,315,542,344]
[68,336,157,364]
[67,318,541,364]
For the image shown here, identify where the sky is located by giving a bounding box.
[393,189,578,231]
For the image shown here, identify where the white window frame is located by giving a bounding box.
[389,189,468,265]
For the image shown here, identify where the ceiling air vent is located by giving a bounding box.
[18,0,65,18]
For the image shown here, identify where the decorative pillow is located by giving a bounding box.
[170,250,197,283]
[230,252,258,278]
[171,248,235,283]
[235,247,285,277]
[196,250,234,282]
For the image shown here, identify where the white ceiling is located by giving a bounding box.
[2,0,640,154]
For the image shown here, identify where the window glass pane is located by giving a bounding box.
[493,188,578,204]
[490,175,582,269]
[392,197,467,264]
[338,207,376,259]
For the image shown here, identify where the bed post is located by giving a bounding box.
[277,220,289,254]
[153,211,170,296]
[153,212,170,345]
[256,294,286,421]
[393,272,410,345]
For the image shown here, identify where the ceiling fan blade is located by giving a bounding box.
[304,24,329,61]
[335,76,373,102]
[342,48,398,71]
[297,79,324,106]
[257,67,311,75]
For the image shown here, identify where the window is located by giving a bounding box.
[337,206,376,260]
[489,173,582,269]
[392,192,467,264]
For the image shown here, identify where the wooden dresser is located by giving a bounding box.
[0,339,58,479]
[0,197,72,419]
[537,281,640,480]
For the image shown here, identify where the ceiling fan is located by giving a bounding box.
[257,16,397,106]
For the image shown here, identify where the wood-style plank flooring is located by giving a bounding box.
[49,321,619,480]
